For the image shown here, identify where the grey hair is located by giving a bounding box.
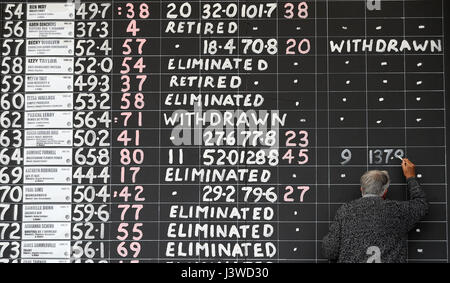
[360,170,390,196]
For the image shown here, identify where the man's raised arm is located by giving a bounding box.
[400,159,429,232]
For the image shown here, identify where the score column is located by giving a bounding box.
[278,0,318,262]
[403,0,447,262]
[72,1,113,263]
[111,1,160,263]
[325,0,368,253]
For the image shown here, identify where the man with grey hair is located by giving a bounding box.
[322,159,429,263]
[360,170,391,198]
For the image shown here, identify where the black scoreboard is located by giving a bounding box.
[0,0,448,263]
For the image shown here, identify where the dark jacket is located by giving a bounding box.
[322,177,429,263]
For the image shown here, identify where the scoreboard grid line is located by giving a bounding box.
[108,0,114,264]
[276,0,280,264]
[440,0,449,261]
[314,0,318,263]
[402,1,410,262]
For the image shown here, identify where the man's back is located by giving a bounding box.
[322,177,429,263]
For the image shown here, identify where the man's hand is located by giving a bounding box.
[402,158,416,179]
